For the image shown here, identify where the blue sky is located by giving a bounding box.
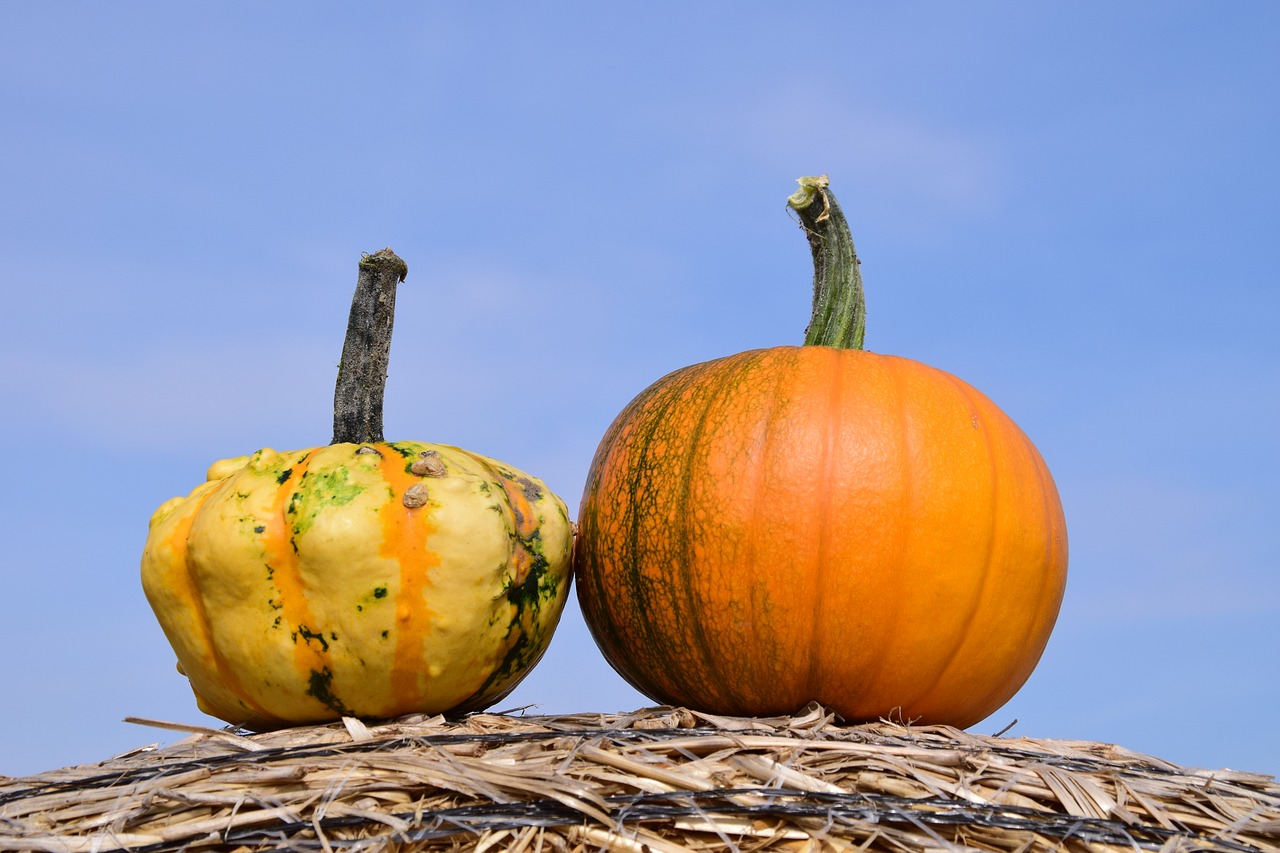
[2,4,1276,778]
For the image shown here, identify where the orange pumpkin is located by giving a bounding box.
[574,177,1067,728]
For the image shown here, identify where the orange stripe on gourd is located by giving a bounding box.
[495,474,536,587]
[376,447,441,707]
[257,450,341,711]
[458,449,537,586]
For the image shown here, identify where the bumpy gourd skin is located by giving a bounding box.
[141,441,572,730]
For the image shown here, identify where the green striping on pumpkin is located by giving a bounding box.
[141,249,573,729]
[573,179,1067,728]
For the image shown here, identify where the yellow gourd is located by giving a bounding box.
[142,250,572,729]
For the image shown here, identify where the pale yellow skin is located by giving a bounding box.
[141,441,573,729]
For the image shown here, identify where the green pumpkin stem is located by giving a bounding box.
[788,175,866,350]
[332,247,409,445]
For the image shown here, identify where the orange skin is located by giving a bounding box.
[575,346,1068,729]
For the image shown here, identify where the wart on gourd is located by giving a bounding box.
[402,483,430,509]
[411,450,447,477]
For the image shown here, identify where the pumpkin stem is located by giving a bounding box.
[332,247,409,445]
[788,175,866,350]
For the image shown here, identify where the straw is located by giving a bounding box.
[2,703,1275,852]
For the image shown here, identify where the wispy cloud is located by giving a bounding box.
[0,343,334,453]
[1063,476,1278,622]
[743,87,1007,216]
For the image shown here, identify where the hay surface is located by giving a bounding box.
[2,704,1276,852]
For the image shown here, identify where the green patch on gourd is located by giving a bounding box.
[356,584,390,612]
[507,472,544,502]
[306,667,353,717]
[293,624,331,653]
[384,442,418,467]
[287,467,365,537]
[504,535,554,615]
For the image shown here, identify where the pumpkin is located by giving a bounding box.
[141,249,573,729]
[574,177,1067,728]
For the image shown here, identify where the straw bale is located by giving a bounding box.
[1,704,1276,852]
